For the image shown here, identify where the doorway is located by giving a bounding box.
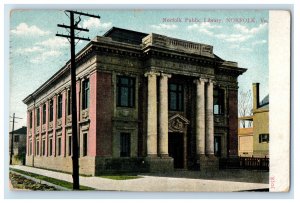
[168,133,184,168]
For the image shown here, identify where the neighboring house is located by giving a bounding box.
[252,83,269,158]
[23,27,246,175]
[238,121,253,157]
[238,83,269,158]
[9,126,27,165]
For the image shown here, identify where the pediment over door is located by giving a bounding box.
[168,114,190,133]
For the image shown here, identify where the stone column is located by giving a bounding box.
[195,78,206,155]
[145,71,159,157]
[206,79,214,155]
[158,73,171,157]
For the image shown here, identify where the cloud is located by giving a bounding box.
[213,23,267,43]
[16,37,68,63]
[82,18,112,29]
[252,40,267,46]
[240,47,253,52]
[234,23,267,35]
[215,33,251,42]
[36,37,69,49]
[187,22,222,36]
[11,23,51,36]
[16,46,44,54]
[30,50,61,64]
[227,34,251,42]
[151,23,178,30]
[200,22,222,29]
[229,44,252,52]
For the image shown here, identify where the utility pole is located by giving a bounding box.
[10,113,22,165]
[56,10,100,190]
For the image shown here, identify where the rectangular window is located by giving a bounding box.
[117,76,135,108]
[42,139,46,156]
[168,83,184,111]
[259,134,269,143]
[68,136,72,156]
[29,140,32,155]
[42,104,46,124]
[30,111,33,128]
[36,108,40,126]
[49,138,53,156]
[120,133,131,157]
[82,79,90,110]
[67,89,72,115]
[49,100,53,122]
[214,88,225,115]
[83,133,88,156]
[14,135,19,142]
[57,94,63,119]
[36,139,39,156]
[58,137,61,156]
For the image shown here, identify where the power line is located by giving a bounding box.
[56,10,100,190]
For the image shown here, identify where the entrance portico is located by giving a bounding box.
[145,71,218,171]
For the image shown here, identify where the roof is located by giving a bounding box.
[103,27,148,45]
[260,94,269,106]
[9,126,27,135]
[258,94,269,110]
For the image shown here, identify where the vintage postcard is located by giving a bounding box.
[7,9,290,193]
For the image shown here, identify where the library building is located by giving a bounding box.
[23,27,246,175]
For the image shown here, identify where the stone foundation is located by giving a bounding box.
[145,156,174,173]
[25,155,95,176]
[95,157,149,175]
[199,155,219,171]
[25,155,174,176]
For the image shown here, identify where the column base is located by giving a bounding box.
[145,156,174,173]
[198,154,219,171]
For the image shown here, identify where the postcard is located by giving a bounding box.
[8,9,290,193]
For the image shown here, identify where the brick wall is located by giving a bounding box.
[96,71,113,156]
[228,89,238,157]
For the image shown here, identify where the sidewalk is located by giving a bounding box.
[10,165,269,192]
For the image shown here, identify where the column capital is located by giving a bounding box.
[194,78,207,85]
[144,71,160,77]
[160,72,172,78]
[207,78,216,85]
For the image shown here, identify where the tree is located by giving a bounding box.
[238,89,252,128]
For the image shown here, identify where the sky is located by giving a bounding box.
[9,9,269,130]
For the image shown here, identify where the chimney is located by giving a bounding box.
[252,83,260,110]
